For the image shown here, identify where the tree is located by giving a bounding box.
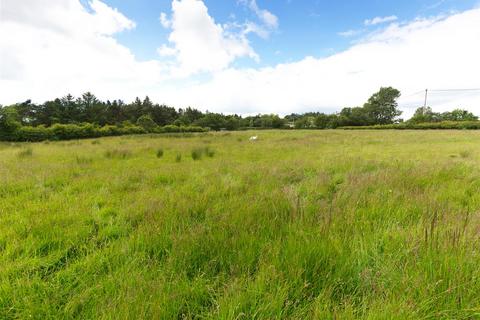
[150,104,178,126]
[441,109,478,122]
[339,107,370,126]
[136,114,158,132]
[294,116,315,129]
[178,107,203,125]
[0,106,21,138]
[409,106,440,123]
[195,113,226,131]
[363,87,402,125]
[314,113,330,129]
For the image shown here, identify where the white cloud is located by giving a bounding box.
[338,29,363,37]
[159,12,171,28]
[1,1,480,119]
[239,0,279,29]
[158,9,480,117]
[158,0,258,76]
[157,45,177,57]
[0,0,164,102]
[365,15,398,26]
[88,0,136,34]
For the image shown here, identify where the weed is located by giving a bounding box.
[191,148,203,160]
[205,147,215,158]
[191,146,215,160]
[104,149,131,159]
[459,150,471,158]
[76,156,94,165]
[17,147,33,158]
[156,148,164,158]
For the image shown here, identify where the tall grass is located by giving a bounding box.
[1,130,480,318]
[17,147,33,158]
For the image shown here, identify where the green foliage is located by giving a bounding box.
[363,87,402,125]
[342,121,480,130]
[0,122,209,142]
[191,148,203,160]
[137,114,158,132]
[2,88,478,141]
[175,153,182,162]
[410,107,478,124]
[156,148,164,158]
[190,146,215,160]
[0,106,21,139]
[104,149,132,159]
[443,109,478,121]
[287,87,403,129]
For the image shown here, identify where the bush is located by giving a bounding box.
[340,121,480,130]
[205,147,215,158]
[191,147,215,160]
[175,153,182,162]
[191,148,203,161]
[156,149,164,158]
[0,122,207,142]
[105,149,132,159]
[0,123,147,142]
[137,115,158,132]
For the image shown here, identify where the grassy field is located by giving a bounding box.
[1,130,480,319]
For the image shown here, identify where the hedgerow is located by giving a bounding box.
[0,123,208,142]
[340,121,480,130]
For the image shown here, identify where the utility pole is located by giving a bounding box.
[424,89,428,107]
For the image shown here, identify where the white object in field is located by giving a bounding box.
[249,136,258,141]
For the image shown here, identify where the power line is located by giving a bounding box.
[401,87,480,109]
[405,88,480,96]
[429,88,480,92]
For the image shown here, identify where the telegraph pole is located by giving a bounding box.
[424,89,428,107]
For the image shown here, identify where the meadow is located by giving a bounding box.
[1,130,480,319]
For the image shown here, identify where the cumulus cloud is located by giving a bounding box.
[158,8,480,117]
[365,15,398,26]
[158,0,258,76]
[0,0,163,103]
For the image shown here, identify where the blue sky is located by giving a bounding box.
[104,0,476,65]
[2,0,480,116]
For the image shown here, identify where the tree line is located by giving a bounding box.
[0,92,285,131]
[1,87,477,141]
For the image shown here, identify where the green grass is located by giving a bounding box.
[1,130,480,319]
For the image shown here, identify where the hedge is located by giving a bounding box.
[0,123,209,142]
[340,121,480,130]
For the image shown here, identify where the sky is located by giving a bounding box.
[1,0,480,117]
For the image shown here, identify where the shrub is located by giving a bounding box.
[191,148,202,160]
[76,156,94,165]
[191,147,215,160]
[205,147,215,158]
[0,122,207,142]
[156,149,164,158]
[105,149,132,159]
[175,153,182,162]
[137,115,158,132]
[340,121,480,130]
